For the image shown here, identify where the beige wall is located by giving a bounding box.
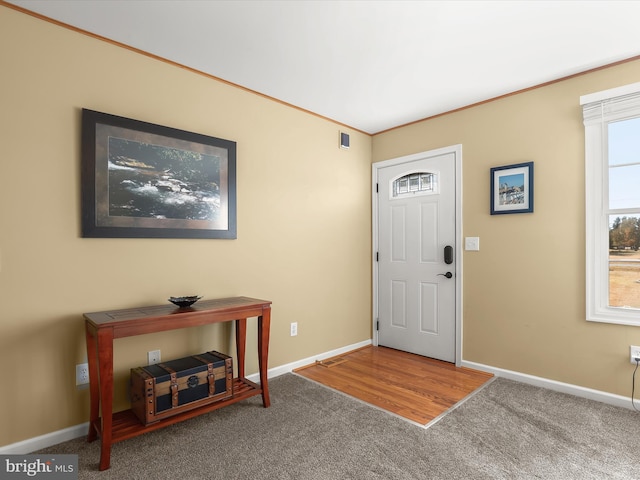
[0,7,372,446]
[373,60,640,398]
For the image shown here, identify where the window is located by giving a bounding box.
[391,171,438,198]
[582,82,640,325]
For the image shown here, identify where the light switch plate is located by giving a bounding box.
[465,237,480,251]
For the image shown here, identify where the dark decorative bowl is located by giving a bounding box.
[169,296,202,308]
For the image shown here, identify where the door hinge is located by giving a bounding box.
[376,183,379,193]
[376,320,379,331]
[376,252,379,262]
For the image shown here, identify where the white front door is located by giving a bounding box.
[374,147,459,362]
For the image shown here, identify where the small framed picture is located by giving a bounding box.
[490,162,534,215]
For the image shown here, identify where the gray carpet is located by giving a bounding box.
[38,374,640,479]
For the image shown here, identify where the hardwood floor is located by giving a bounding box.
[293,345,493,425]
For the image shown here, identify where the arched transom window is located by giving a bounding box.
[391,171,438,198]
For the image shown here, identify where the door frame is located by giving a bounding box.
[372,144,463,366]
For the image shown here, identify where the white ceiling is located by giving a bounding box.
[7,0,640,134]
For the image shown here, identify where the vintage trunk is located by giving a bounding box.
[130,351,233,425]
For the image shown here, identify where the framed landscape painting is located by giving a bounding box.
[81,109,236,238]
[490,162,534,215]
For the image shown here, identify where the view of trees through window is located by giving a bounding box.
[609,216,640,308]
[607,116,640,310]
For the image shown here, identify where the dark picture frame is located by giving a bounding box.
[81,109,236,238]
[490,162,534,215]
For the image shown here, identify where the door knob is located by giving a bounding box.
[437,272,453,279]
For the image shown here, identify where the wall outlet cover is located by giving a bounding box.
[629,345,640,365]
[76,363,89,385]
[630,345,640,364]
[148,350,161,365]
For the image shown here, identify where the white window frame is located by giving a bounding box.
[581,82,640,326]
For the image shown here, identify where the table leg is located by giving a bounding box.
[235,318,247,379]
[85,325,99,443]
[258,306,271,407]
[97,328,114,471]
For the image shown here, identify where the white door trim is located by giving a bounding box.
[372,144,463,366]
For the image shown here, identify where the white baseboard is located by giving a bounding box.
[0,423,89,454]
[461,360,635,410]
[0,339,372,455]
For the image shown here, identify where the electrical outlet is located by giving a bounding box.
[290,322,298,337]
[76,363,89,385]
[148,349,161,365]
[630,346,640,364]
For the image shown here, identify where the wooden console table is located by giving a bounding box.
[84,296,271,471]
